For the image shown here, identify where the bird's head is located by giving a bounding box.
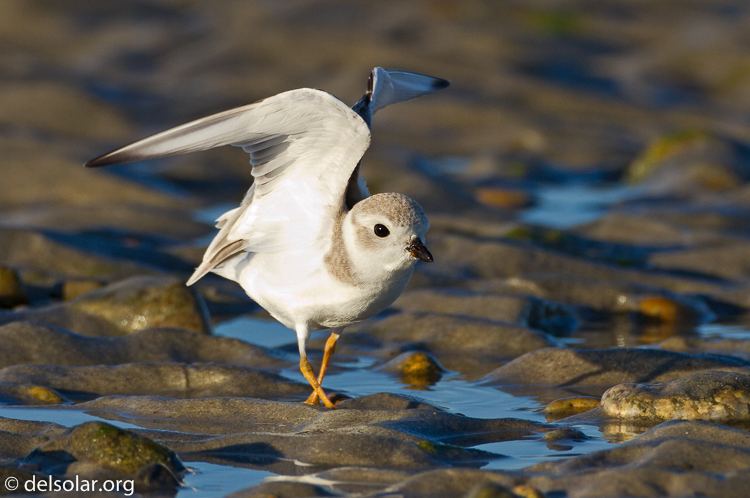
[342,193,431,282]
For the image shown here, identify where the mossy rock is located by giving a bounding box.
[25,421,185,475]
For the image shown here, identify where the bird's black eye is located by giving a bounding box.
[374,224,390,238]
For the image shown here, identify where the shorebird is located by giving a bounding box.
[86,68,449,407]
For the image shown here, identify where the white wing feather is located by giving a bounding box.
[85,89,371,284]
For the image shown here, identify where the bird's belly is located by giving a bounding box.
[233,252,413,331]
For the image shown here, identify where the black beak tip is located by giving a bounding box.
[408,241,434,263]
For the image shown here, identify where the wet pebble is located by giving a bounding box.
[378,351,445,387]
[601,370,750,422]
[542,396,600,422]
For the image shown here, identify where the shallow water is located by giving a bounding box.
[520,183,645,229]
[211,317,618,478]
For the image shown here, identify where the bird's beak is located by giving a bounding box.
[407,238,434,263]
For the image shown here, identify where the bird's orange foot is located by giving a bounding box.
[300,357,336,409]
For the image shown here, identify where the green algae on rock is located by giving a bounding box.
[24,421,185,475]
[68,275,211,334]
[601,370,750,422]
[0,383,63,405]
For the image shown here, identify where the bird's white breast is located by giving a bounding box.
[221,248,414,332]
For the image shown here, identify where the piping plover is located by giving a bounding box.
[86,68,449,408]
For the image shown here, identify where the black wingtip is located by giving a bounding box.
[432,78,451,90]
[83,155,110,168]
[84,155,116,168]
[84,151,139,168]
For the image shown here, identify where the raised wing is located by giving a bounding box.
[85,89,371,284]
[351,67,450,128]
[344,67,450,209]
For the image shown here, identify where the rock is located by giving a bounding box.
[378,351,445,387]
[3,275,211,338]
[465,482,519,498]
[575,212,700,247]
[649,240,750,280]
[0,322,286,369]
[348,312,560,378]
[511,485,546,498]
[228,481,334,498]
[65,394,548,470]
[0,228,156,281]
[24,421,185,476]
[432,234,725,295]
[0,363,308,400]
[61,280,106,301]
[522,420,750,497]
[0,383,64,405]
[335,392,444,411]
[313,467,413,495]
[601,370,750,422]
[625,131,743,193]
[67,275,212,335]
[0,266,26,308]
[133,462,181,490]
[542,396,600,422]
[392,289,578,336]
[541,428,587,443]
[655,335,750,360]
[380,468,517,497]
[0,466,43,493]
[2,203,210,240]
[472,274,713,321]
[483,347,750,397]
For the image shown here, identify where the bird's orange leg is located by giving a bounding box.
[306,331,340,405]
[300,355,336,409]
